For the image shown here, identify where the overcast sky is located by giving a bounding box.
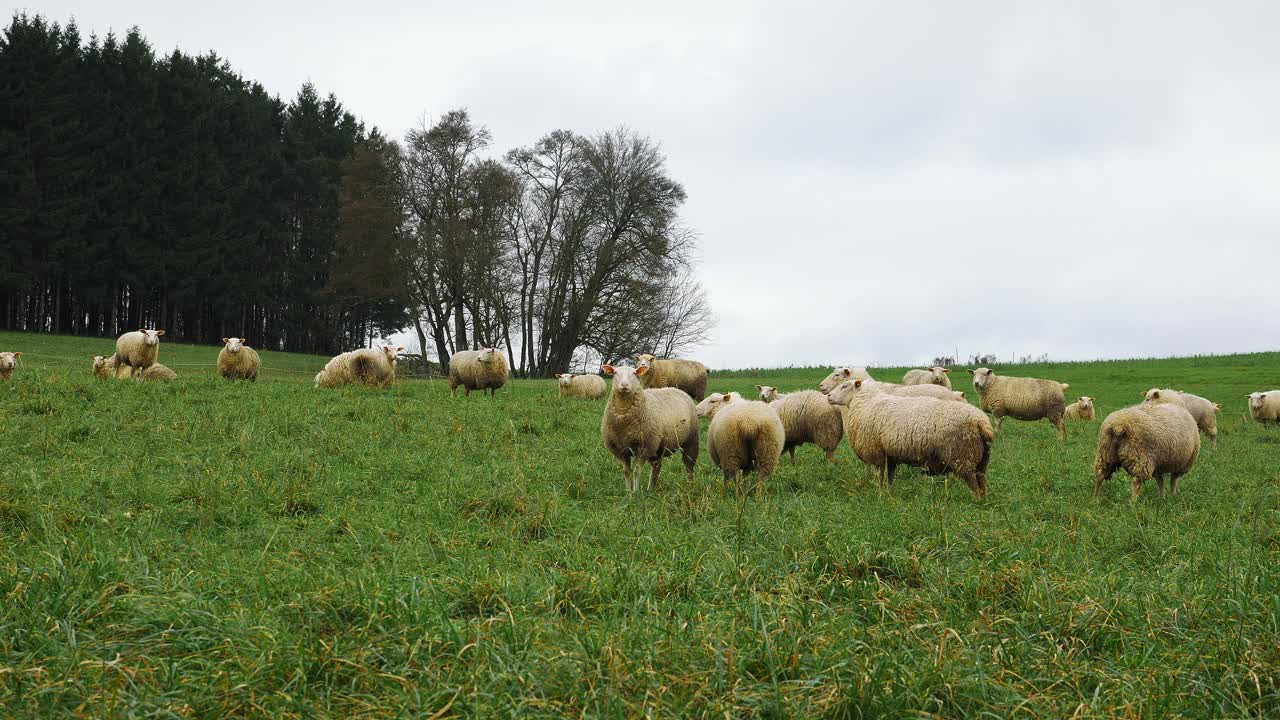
[21,1,1280,368]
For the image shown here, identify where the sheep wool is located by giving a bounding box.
[1094,402,1200,500]
[888,383,964,402]
[969,367,1068,439]
[828,378,993,500]
[769,389,844,464]
[142,363,177,381]
[0,351,21,380]
[92,354,131,380]
[450,348,508,397]
[634,354,709,401]
[113,329,164,378]
[314,346,401,389]
[1247,391,1280,424]
[818,367,872,394]
[601,364,699,492]
[1064,397,1096,421]
[218,338,261,381]
[902,367,952,389]
[557,373,607,400]
[1143,388,1220,449]
[704,394,785,495]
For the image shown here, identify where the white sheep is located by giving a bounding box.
[696,392,784,495]
[1095,402,1200,500]
[827,378,994,499]
[818,367,872,394]
[1143,389,1219,448]
[218,338,261,381]
[557,373,607,400]
[141,363,177,381]
[113,330,164,378]
[888,383,965,402]
[968,367,1068,439]
[0,351,21,380]
[902,367,952,389]
[755,385,784,403]
[634,354,709,401]
[314,346,401,389]
[1064,396,1096,421]
[449,348,508,397]
[601,364,699,492]
[769,389,844,464]
[1248,391,1280,424]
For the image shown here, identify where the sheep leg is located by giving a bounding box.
[885,461,897,491]
[681,445,697,481]
[622,456,634,493]
[824,448,835,463]
[1053,417,1066,441]
[1170,473,1181,494]
[788,446,796,465]
[1209,432,1217,450]
[756,470,765,496]
[959,469,983,500]
[721,469,734,495]
[1155,473,1166,498]
[993,414,1003,433]
[647,461,661,492]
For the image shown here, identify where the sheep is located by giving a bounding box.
[827,378,993,499]
[1094,402,1200,500]
[92,354,131,380]
[218,337,261,381]
[769,389,844,464]
[113,329,164,378]
[1064,396,1096,421]
[695,392,785,495]
[0,351,21,380]
[314,346,402,389]
[888,383,965,402]
[1141,389,1219,449]
[902,366,952,389]
[634,353,709,401]
[601,364,699,492]
[1248,391,1280,424]
[141,363,177,381]
[755,385,784,402]
[449,348,508,397]
[968,367,1068,439]
[557,373,607,400]
[818,367,872,394]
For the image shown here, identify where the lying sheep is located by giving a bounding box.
[141,363,177,381]
[902,367,952,389]
[1248,391,1280,424]
[557,373,607,400]
[1095,402,1200,500]
[634,353,708,401]
[828,378,993,499]
[755,385,784,403]
[218,338,261,381]
[968,367,1068,439]
[113,329,164,378]
[449,348,508,397]
[601,364,699,492]
[1142,389,1219,449]
[92,354,131,380]
[769,389,844,464]
[818,367,872,394]
[696,392,784,495]
[1064,396,1096,421]
[315,346,402,389]
[0,351,21,380]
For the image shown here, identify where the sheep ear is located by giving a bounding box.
[942,368,951,373]
[635,364,648,376]
[754,385,762,390]
[722,393,733,403]
[602,364,615,375]
[222,338,229,344]
[155,330,165,336]
[12,352,19,357]
[967,369,975,375]
[841,368,851,377]
[854,379,863,388]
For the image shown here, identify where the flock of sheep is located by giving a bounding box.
[5,331,1280,501]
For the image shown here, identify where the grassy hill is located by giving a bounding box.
[1,331,1279,717]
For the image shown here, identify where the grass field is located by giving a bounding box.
[2,330,1279,718]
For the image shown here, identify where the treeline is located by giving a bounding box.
[0,14,714,373]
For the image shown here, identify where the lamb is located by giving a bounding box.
[449,348,508,397]
[218,338,261,381]
[1064,396,1096,421]
[1143,389,1220,448]
[1094,402,1200,500]
[827,378,993,499]
[902,366,952,389]
[818,367,872,394]
[141,363,177,381]
[314,346,402,389]
[557,373,607,400]
[755,385,784,402]
[968,367,1068,439]
[1248,391,1280,424]
[113,329,164,378]
[695,392,785,495]
[634,353,709,401]
[0,351,21,380]
[92,354,131,380]
[768,389,844,464]
[600,364,699,493]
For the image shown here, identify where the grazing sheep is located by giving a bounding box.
[218,338,261,381]
[634,353,709,401]
[968,367,1068,439]
[1142,389,1220,449]
[818,367,872,394]
[755,385,784,403]
[1248,391,1280,424]
[113,329,164,378]
[697,392,785,495]
[92,354,131,380]
[449,348,508,397]
[1095,402,1200,500]
[827,379,993,499]
[141,363,177,381]
[769,389,844,464]
[557,373,607,400]
[1064,396,1096,421]
[902,367,952,389]
[314,346,402,389]
[0,351,20,380]
[601,364,699,492]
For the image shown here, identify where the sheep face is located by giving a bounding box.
[0,351,20,371]
[382,345,404,367]
[557,373,574,387]
[478,347,498,363]
[634,353,657,370]
[826,378,871,406]
[1249,392,1266,412]
[139,329,164,346]
[695,391,738,419]
[222,337,244,353]
[928,367,950,384]
[756,385,780,402]
[969,367,994,389]
[1077,397,1095,411]
[818,367,855,394]
[953,391,967,401]
[92,355,108,370]
[603,363,646,394]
